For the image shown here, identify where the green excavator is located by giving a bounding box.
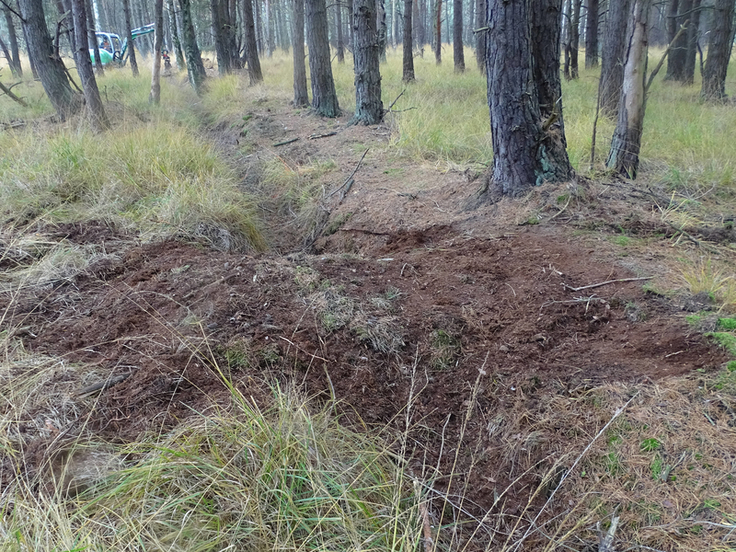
[89,24,155,66]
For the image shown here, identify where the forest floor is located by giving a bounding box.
[3,86,736,550]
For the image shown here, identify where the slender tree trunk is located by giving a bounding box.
[167,0,185,70]
[606,0,651,178]
[683,0,701,84]
[71,0,109,129]
[414,0,424,47]
[377,0,387,60]
[254,0,263,53]
[665,0,690,81]
[474,0,485,71]
[701,0,735,100]
[570,0,580,78]
[265,0,273,55]
[484,0,571,197]
[306,0,340,116]
[434,0,441,63]
[334,0,344,62]
[242,0,263,82]
[354,0,383,123]
[563,0,571,79]
[211,0,231,74]
[150,0,163,103]
[453,0,464,71]
[585,0,598,67]
[18,0,80,120]
[600,0,630,116]
[402,0,415,81]
[292,0,308,103]
[2,6,22,77]
[122,0,139,75]
[180,0,207,93]
[85,0,104,75]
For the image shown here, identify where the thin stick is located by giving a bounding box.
[562,276,652,292]
[327,148,369,199]
[646,22,688,93]
[308,131,337,140]
[386,88,406,113]
[273,137,299,147]
[663,219,720,254]
[0,78,27,107]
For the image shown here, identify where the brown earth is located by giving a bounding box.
[2,102,734,543]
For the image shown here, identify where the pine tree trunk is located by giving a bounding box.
[607,0,651,178]
[336,0,345,62]
[180,0,206,93]
[377,0,387,61]
[570,0,580,78]
[434,0,441,63]
[242,0,263,82]
[353,0,383,123]
[211,0,230,74]
[453,0,464,72]
[18,0,80,120]
[402,0,415,80]
[531,0,566,139]
[71,0,109,129]
[150,0,163,104]
[306,0,340,116]
[484,0,571,197]
[600,0,630,116]
[666,0,690,82]
[683,0,701,84]
[2,6,22,77]
[167,0,185,70]
[85,0,104,75]
[701,0,735,100]
[292,0,308,103]
[585,0,598,67]
[122,0,139,75]
[474,0,485,71]
[414,0,424,47]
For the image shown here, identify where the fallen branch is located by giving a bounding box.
[663,219,720,254]
[646,22,688,92]
[273,137,299,147]
[0,78,27,107]
[77,372,132,396]
[562,276,652,292]
[308,131,337,140]
[327,148,369,201]
[386,88,406,112]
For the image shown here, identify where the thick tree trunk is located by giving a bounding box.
[292,0,308,104]
[701,0,735,101]
[606,0,651,178]
[242,0,263,83]
[336,0,345,62]
[18,0,80,120]
[71,0,109,129]
[211,0,231,74]
[122,0,139,76]
[403,0,415,81]
[150,0,163,104]
[683,0,701,84]
[600,0,630,116]
[434,0,441,63]
[306,0,340,116]
[2,6,22,77]
[179,0,207,94]
[585,0,598,68]
[569,0,581,78]
[665,0,690,81]
[484,0,571,197]
[474,0,485,72]
[353,0,383,123]
[453,0,464,72]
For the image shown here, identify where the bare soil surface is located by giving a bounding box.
[3,102,733,530]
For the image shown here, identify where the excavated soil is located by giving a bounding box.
[2,102,733,526]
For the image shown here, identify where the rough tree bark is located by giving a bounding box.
[122,0,139,76]
[606,0,651,178]
[150,0,163,104]
[414,0,424,47]
[336,0,344,62]
[179,0,206,94]
[18,0,80,120]
[211,0,231,74]
[683,0,701,84]
[353,0,383,123]
[292,0,308,104]
[700,0,735,101]
[453,0,464,72]
[585,0,598,68]
[377,0,387,61]
[306,0,340,116]
[665,0,690,82]
[71,0,109,129]
[242,0,263,83]
[568,0,581,78]
[402,0,415,81]
[167,0,185,70]
[483,0,571,198]
[2,5,22,77]
[600,0,631,116]
[434,0,441,64]
[531,0,567,138]
[86,0,104,75]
